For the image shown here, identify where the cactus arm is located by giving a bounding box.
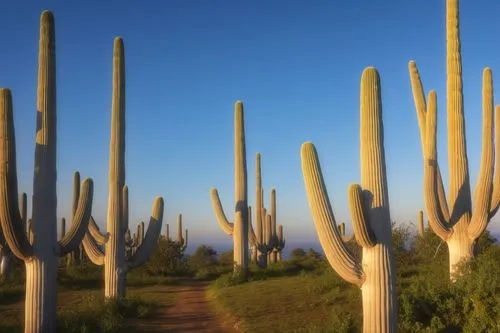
[182,229,188,250]
[468,69,494,240]
[88,216,110,245]
[418,210,425,236]
[409,61,451,222]
[301,142,364,286]
[59,178,94,255]
[248,206,257,246]
[424,91,453,241]
[82,232,105,266]
[489,105,500,218]
[0,89,33,260]
[126,197,164,270]
[348,184,376,248]
[210,188,234,235]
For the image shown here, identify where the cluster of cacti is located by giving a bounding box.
[81,36,164,300]
[301,67,397,332]
[0,11,95,332]
[162,213,189,251]
[247,153,279,268]
[210,101,249,276]
[408,0,499,280]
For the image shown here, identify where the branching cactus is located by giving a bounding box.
[301,67,397,333]
[275,224,286,261]
[248,153,272,267]
[210,101,249,276]
[408,0,500,279]
[0,11,95,333]
[81,37,164,299]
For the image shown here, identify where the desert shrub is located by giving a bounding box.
[57,294,155,333]
[144,239,188,276]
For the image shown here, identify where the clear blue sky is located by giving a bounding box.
[0,0,499,246]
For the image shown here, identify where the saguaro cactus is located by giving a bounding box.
[275,224,286,261]
[417,210,425,237]
[82,37,164,299]
[301,67,397,333]
[0,193,25,277]
[408,0,499,278]
[210,101,249,276]
[176,214,188,251]
[0,11,94,333]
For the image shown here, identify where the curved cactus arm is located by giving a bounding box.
[126,197,164,271]
[301,142,364,286]
[59,178,94,255]
[348,184,376,248]
[489,105,500,218]
[82,232,105,266]
[0,89,33,260]
[468,69,494,240]
[124,229,133,246]
[409,61,451,222]
[88,216,110,245]
[424,91,453,241]
[210,188,234,235]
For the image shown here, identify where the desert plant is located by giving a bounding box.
[81,37,164,300]
[408,0,500,280]
[210,101,249,277]
[417,211,425,237]
[0,11,95,333]
[301,67,397,332]
[248,153,275,268]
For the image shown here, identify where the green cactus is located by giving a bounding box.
[301,67,397,332]
[210,101,249,276]
[408,0,500,279]
[81,37,164,299]
[0,11,95,333]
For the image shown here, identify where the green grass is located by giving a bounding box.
[0,263,178,333]
[208,266,361,333]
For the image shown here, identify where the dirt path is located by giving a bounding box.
[130,279,235,333]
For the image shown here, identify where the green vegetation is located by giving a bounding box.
[208,224,500,333]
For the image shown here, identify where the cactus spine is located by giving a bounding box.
[301,67,397,333]
[81,37,164,299]
[408,0,499,279]
[210,101,249,276]
[0,11,95,333]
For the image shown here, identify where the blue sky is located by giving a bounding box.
[0,0,500,246]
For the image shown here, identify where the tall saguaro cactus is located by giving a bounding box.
[301,67,397,333]
[82,37,164,299]
[408,0,499,279]
[210,101,249,276]
[417,210,425,237]
[0,11,94,333]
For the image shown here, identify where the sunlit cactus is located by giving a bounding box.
[0,11,95,333]
[408,0,500,279]
[248,153,275,268]
[81,37,164,299]
[210,101,249,277]
[275,224,286,261]
[417,210,425,237]
[301,67,397,332]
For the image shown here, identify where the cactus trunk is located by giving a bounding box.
[301,67,396,332]
[25,257,57,333]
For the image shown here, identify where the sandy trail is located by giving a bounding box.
[130,279,234,333]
